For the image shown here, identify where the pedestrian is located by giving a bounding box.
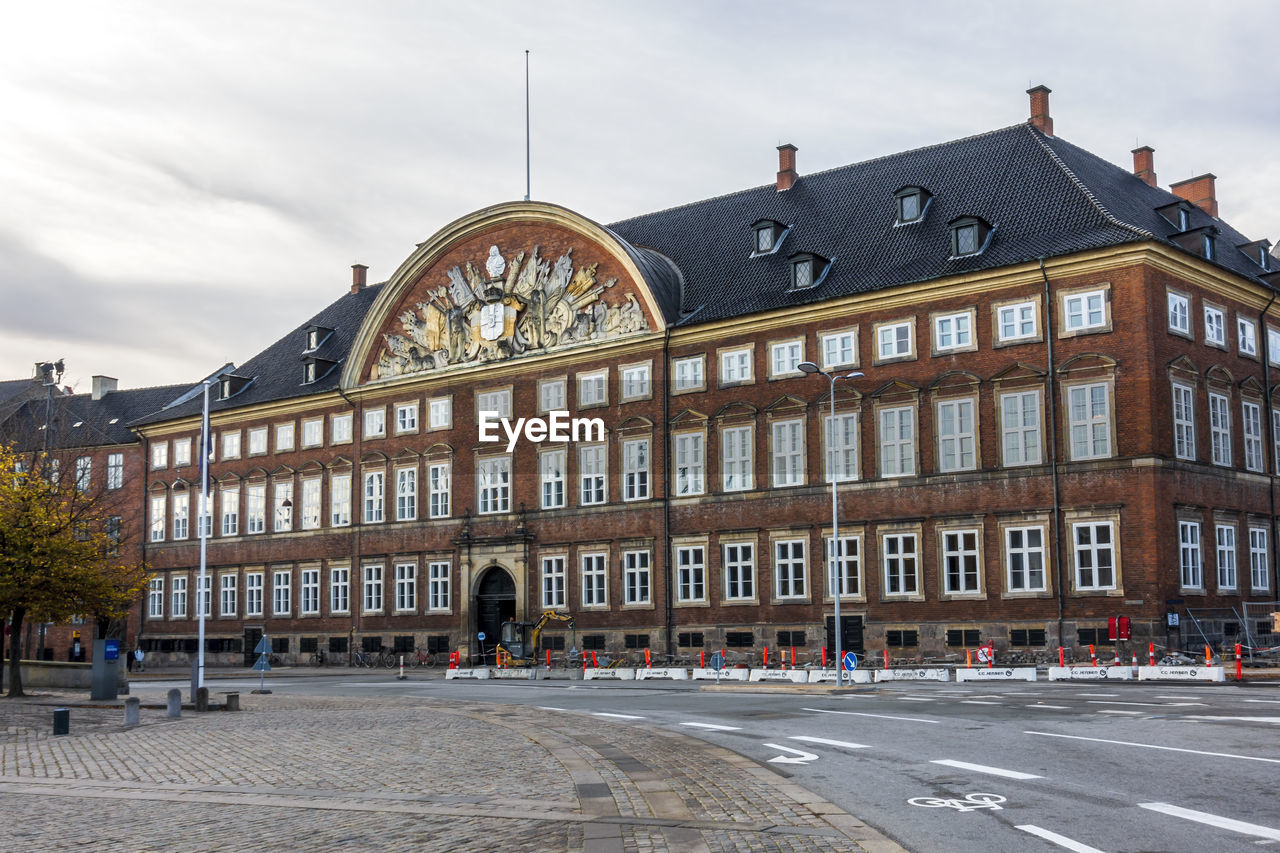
[126,647,134,672]
[133,648,145,672]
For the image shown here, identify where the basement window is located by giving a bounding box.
[894,186,932,225]
[949,216,994,258]
[788,252,831,290]
[751,219,787,256]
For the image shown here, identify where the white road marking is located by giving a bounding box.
[900,697,936,702]
[1016,824,1108,852]
[931,759,1042,780]
[804,707,940,724]
[1074,693,1118,698]
[1087,700,1203,707]
[960,700,1002,705]
[1182,715,1280,724]
[1098,710,1143,715]
[788,736,869,750]
[1155,695,1201,700]
[1026,731,1280,764]
[591,712,645,720]
[1028,704,1071,710]
[1138,802,1280,841]
[1244,699,1280,705]
[536,706,566,711]
[763,743,819,765]
[680,722,742,731]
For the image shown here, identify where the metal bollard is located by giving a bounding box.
[167,688,182,719]
[124,697,141,727]
[52,707,70,736]
[195,686,209,713]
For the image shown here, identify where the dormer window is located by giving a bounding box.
[788,252,831,290]
[1156,200,1195,232]
[218,374,252,400]
[894,186,932,224]
[1238,240,1272,271]
[1171,225,1219,261]
[948,216,994,258]
[751,219,787,256]
[305,325,334,352]
[302,357,338,384]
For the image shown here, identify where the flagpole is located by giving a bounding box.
[197,379,211,690]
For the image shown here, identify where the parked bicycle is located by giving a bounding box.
[408,648,437,667]
[309,649,327,666]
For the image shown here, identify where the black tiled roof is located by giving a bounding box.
[4,383,191,451]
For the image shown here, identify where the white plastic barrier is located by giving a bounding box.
[748,669,809,683]
[634,667,690,680]
[488,667,543,680]
[1047,666,1134,681]
[445,668,491,680]
[809,668,873,684]
[583,667,636,680]
[691,667,750,681]
[955,667,1037,682]
[873,668,950,683]
[1138,665,1225,682]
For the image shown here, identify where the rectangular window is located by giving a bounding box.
[771,419,804,487]
[623,550,651,604]
[774,539,806,599]
[821,329,857,368]
[220,575,237,617]
[827,535,860,597]
[1172,383,1196,461]
[395,402,418,433]
[825,414,858,483]
[245,572,263,616]
[74,456,91,492]
[362,565,383,613]
[302,418,323,447]
[674,433,705,496]
[877,322,912,359]
[222,431,242,459]
[1001,390,1041,466]
[395,563,417,611]
[363,408,386,439]
[395,467,417,521]
[275,422,295,452]
[578,371,607,407]
[172,492,189,540]
[541,556,566,609]
[622,438,649,501]
[673,356,704,391]
[329,567,349,613]
[882,533,918,596]
[933,311,972,351]
[723,543,755,601]
[581,553,607,607]
[300,478,321,530]
[363,470,385,523]
[579,445,606,505]
[1209,392,1232,466]
[428,463,450,518]
[428,561,450,611]
[1064,290,1107,331]
[1249,527,1269,591]
[879,406,916,477]
[1068,383,1111,460]
[1006,526,1046,592]
[1074,522,1115,590]
[273,570,291,616]
[149,495,166,542]
[273,481,293,532]
[720,348,752,384]
[148,577,164,618]
[1270,329,1280,366]
[998,302,1037,342]
[330,473,351,526]
[248,427,267,455]
[677,546,705,602]
[427,397,451,429]
[301,569,320,615]
[540,449,566,509]
[621,363,651,400]
[106,452,123,490]
[1216,524,1237,590]
[151,442,168,470]
[722,425,754,492]
[539,379,565,413]
[942,529,980,594]
[245,484,266,532]
[1180,521,1203,589]
[1204,306,1226,346]
[1243,401,1263,472]
[1167,291,1189,334]
[476,389,511,419]
[171,575,187,618]
[937,398,976,472]
[331,413,352,444]
[770,340,803,377]
[196,575,212,617]
[1239,317,1258,356]
[477,456,510,514]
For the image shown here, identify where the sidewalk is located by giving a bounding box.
[0,687,904,853]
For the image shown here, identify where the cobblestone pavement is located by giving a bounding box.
[0,688,902,852]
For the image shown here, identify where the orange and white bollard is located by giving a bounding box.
[1205,644,1212,667]
[1131,653,1138,676]
[1149,642,1156,666]
[448,651,457,670]
[791,646,797,671]
[644,647,651,668]
[1089,644,1097,666]
[1235,643,1243,681]
[987,644,994,669]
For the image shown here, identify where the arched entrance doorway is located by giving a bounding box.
[474,566,516,663]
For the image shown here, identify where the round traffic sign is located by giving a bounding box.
[477,632,486,642]
[842,651,858,671]
[710,652,725,671]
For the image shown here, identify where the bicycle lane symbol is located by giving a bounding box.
[907,792,1007,813]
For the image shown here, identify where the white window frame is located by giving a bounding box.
[936,397,977,472]
[1216,524,1238,591]
[580,552,608,608]
[674,432,705,496]
[1063,289,1108,332]
[721,425,754,492]
[106,452,124,490]
[1239,317,1258,356]
[362,564,384,613]
[245,572,264,617]
[428,396,451,430]
[932,310,974,353]
[676,545,706,603]
[300,568,320,615]
[769,339,804,378]
[1179,520,1203,589]
[427,462,450,518]
[394,402,418,434]
[148,577,164,618]
[275,422,295,453]
[826,535,861,598]
[538,379,566,413]
[173,438,192,468]
[719,347,753,385]
[1243,400,1264,472]
[997,301,1038,343]
[428,561,451,611]
[363,408,386,439]
[273,481,293,532]
[330,472,351,527]
[620,362,652,400]
[1073,521,1116,591]
[771,419,804,487]
[248,426,268,455]
[1000,389,1042,467]
[1167,290,1190,335]
[1172,383,1196,461]
[577,370,608,408]
[875,321,914,361]
[825,413,858,483]
[395,466,417,521]
[941,529,981,595]
[395,562,417,612]
[477,456,511,514]
[820,328,858,369]
[476,388,512,420]
[1204,305,1226,347]
[221,431,242,459]
[879,405,916,477]
[151,441,168,470]
[1067,383,1111,461]
[300,477,321,531]
[1249,527,1270,592]
[541,556,566,609]
[172,492,189,541]
[363,470,385,523]
[579,444,607,505]
[773,539,806,600]
[170,575,187,618]
[1209,391,1232,467]
[272,570,291,616]
[882,533,919,597]
[622,438,649,501]
[329,567,349,614]
[302,418,323,448]
[1005,526,1047,592]
[540,448,566,509]
[723,542,756,601]
[196,575,212,618]
[623,550,651,605]
[331,413,352,444]
[673,356,705,392]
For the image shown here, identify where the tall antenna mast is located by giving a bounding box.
[524,49,531,202]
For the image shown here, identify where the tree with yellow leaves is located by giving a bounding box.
[0,443,148,697]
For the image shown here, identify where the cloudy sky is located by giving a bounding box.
[3,1,1277,392]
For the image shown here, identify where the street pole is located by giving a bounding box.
[197,379,212,690]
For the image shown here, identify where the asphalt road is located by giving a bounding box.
[157,672,1280,853]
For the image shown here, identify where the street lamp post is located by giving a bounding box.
[798,362,862,686]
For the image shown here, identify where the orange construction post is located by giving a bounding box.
[1058,646,1065,667]
[546,648,551,667]
[700,650,705,668]
[592,651,599,668]
[1089,644,1097,666]
[1204,644,1212,666]
[821,647,827,668]
[1149,642,1156,666]
[883,649,890,669]
[644,647,651,668]
[763,646,769,667]
[1235,643,1243,681]
[791,646,797,671]
[966,648,972,668]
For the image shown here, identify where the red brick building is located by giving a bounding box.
[111,88,1280,665]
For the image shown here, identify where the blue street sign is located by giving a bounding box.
[710,652,725,671]
[104,639,120,661]
[842,651,858,671]
[252,655,271,672]
[254,636,271,655]
[477,632,486,642]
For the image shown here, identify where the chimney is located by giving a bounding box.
[1170,173,1218,218]
[1027,85,1053,136]
[350,263,368,294]
[91,375,118,401]
[1132,146,1157,187]
[776,144,798,191]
